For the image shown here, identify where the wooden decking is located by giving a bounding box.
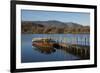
[57,43,90,59]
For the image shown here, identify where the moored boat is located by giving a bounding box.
[32,38,57,48]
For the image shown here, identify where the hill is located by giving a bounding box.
[21,20,90,34]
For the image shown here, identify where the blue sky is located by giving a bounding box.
[21,10,90,26]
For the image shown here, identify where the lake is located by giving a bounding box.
[21,34,90,63]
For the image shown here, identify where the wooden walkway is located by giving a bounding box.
[58,43,90,59]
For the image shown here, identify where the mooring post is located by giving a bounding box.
[85,37,87,46]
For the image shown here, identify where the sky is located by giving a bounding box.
[21,10,90,26]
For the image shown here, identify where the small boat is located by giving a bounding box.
[32,38,57,48]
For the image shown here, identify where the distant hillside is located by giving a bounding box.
[21,20,90,34]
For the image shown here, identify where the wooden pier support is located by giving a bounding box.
[58,43,90,59]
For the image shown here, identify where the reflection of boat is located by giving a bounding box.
[33,46,56,54]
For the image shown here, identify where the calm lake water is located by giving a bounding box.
[21,34,90,63]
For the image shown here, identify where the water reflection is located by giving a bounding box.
[32,46,56,54]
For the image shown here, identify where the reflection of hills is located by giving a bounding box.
[21,20,90,34]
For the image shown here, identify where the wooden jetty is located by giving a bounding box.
[58,43,90,59]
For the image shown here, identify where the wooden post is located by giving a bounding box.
[85,37,87,46]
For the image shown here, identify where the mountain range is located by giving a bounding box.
[21,20,90,34]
